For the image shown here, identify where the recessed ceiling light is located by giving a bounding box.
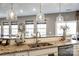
[33,8,36,11]
[20,9,23,13]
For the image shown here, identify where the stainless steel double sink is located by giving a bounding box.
[27,42,53,48]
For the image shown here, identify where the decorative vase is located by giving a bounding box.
[62,29,66,41]
[61,24,69,41]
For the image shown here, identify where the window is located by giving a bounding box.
[56,22,64,36]
[56,21,76,36]
[25,21,34,38]
[3,25,9,38]
[37,23,46,37]
[11,25,18,38]
[66,22,76,35]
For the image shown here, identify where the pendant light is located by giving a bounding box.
[6,3,17,21]
[56,3,64,22]
[36,3,45,23]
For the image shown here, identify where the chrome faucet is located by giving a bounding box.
[35,32,40,45]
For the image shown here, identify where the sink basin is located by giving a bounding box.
[27,43,53,48]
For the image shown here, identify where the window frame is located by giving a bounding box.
[3,24,9,38]
[37,23,47,37]
[55,21,77,36]
[25,20,34,38]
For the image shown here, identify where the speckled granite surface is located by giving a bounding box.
[0,40,79,55]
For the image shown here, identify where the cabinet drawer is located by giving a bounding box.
[74,44,79,49]
[0,53,16,56]
[0,51,28,56]
[73,44,79,56]
[29,47,58,56]
[14,51,28,56]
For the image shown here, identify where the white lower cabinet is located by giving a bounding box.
[1,53,16,56]
[38,52,58,56]
[73,44,79,56]
[0,47,58,56]
[14,51,28,56]
[1,51,28,56]
[29,47,58,56]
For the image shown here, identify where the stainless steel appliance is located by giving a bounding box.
[58,44,73,56]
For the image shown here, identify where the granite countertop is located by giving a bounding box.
[0,40,79,55]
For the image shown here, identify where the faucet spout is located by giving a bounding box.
[35,32,40,46]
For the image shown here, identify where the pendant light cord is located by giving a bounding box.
[59,3,61,14]
[11,3,13,10]
[40,3,42,13]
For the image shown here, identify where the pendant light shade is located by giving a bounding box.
[6,3,17,21]
[56,3,64,22]
[56,14,64,21]
[36,12,45,22]
[36,3,45,23]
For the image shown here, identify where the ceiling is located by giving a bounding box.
[0,3,79,18]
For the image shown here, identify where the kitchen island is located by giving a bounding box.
[0,36,79,56]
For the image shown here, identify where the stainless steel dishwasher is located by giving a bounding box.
[58,44,73,56]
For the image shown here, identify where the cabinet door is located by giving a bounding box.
[73,44,79,56]
[14,51,28,56]
[0,51,28,56]
[29,47,58,56]
[0,53,16,56]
